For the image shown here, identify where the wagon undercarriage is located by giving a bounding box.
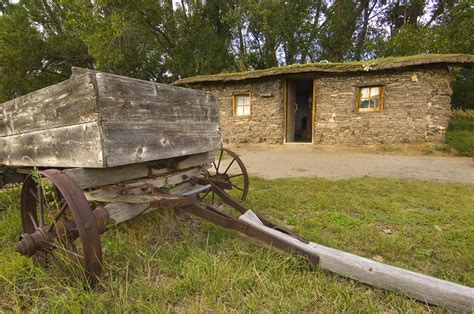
[6,148,315,286]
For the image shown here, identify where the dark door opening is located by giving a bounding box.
[286,79,313,143]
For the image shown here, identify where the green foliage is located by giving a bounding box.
[0,0,92,102]
[0,5,47,102]
[1,177,473,311]
[0,0,472,107]
[451,69,474,110]
[445,116,474,156]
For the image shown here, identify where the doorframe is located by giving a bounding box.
[312,78,316,144]
[283,79,287,143]
[283,78,316,144]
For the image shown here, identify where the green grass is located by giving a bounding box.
[1,177,473,312]
[175,54,470,83]
[445,116,474,156]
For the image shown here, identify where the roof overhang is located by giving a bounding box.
[172,54,474,86]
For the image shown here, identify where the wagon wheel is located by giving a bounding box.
[16,169,103,285]
[201,148,249,204]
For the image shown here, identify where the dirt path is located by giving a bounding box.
[223,145,474,184]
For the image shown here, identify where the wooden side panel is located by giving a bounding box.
[0,73,99,137]
[88,69,221,167]
[102,122,220,167]
[94,72,219,123]
[0,122,104,168]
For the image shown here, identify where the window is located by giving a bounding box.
[357,86,383,112]
[233,94,251,116]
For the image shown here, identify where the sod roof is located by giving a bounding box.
[172,54,474,86]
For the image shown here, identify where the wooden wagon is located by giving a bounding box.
[0,68,314,282]
[1,69,472,311]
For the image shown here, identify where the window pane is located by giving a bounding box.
[360,88,370,99]
[235,95,251,116]
[360,99,369,108]
[370,96,379,108]
[243,105,250,115]
[370,87,379,97]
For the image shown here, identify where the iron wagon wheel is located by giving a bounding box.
[17,169,102,285]
[201,148,249,204]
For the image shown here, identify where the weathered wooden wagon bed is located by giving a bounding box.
[0,67,220,168]
[0,69,472,312]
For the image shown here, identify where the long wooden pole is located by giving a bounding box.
[239,211,474,312]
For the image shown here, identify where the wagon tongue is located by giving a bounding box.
[180,181,320,265]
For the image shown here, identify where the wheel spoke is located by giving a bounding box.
[200,190,211,201]
[47,200,68,232]
[29,188,40,203]
[28,212,38,229]
[212,161,219,174]
[48,241,84,260]
[216,149,224,173]
[223,158,236,175]
[229,173,243,179]
[211,192,215,204]
[231,183,244,192]
[38,186,45,226]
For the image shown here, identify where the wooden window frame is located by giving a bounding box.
[233,93,252,117]
[356,86,384,113]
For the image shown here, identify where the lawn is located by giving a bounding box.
[445,113,474,157]
[0,177,473,312]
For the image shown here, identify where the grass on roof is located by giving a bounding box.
[178,54,471,82]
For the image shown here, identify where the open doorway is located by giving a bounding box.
[286,79,313,143]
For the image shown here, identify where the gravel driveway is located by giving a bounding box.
[224,145,474,184]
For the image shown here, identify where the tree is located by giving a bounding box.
[0,0,472,109]
[0,0,92,101]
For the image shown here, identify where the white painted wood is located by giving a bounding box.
[239,210,474,312]
[104,202,151,224]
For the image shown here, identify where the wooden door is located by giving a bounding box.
[286,80,296,142]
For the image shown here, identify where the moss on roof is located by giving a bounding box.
[172,54,474,86]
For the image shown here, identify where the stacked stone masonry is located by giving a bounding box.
[202,79,284,144]
[200,66,452,145]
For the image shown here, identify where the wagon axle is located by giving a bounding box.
[16,206,109,257]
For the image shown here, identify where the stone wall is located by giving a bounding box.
[314,67,452,144]
[198,66,453,145]
[201,79,284,144]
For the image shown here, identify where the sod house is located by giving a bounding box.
[173,54,474,145]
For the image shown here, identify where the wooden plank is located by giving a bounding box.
[72,67,219,123]
[102,122,221,167]
[87,168,202,224]
[85,190,170,204]
[0,73,99,137]
[105,202,151,225]
[65,152,212,189]
[239,211,474,312]
[101,183,207,224]
[84,168,200,201]
[175,151,214,169]
[0,122,104,168]
[97,98,219,123]
[66,164,150,189]
[123,168,201,189]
